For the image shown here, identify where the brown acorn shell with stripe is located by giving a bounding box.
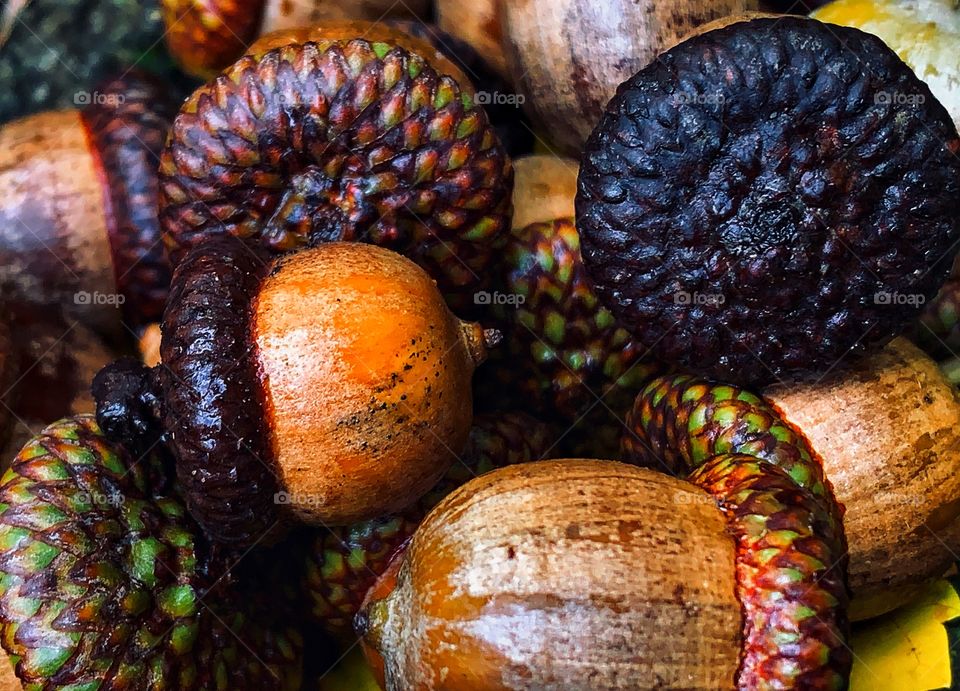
[0,71,174,336]
[625,336,960,622]
[358,459,849,690]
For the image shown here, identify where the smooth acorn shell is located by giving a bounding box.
[254,243,484,525]
[765,337,960,620]
[360,460,742,690]
[0,111,120,337]
[500,0,759,154]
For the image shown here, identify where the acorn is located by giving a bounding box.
[0,71,174,337]
[158,29,512,312]
[577,16,960,386]
[160,0,431,77]
[625,337,960,620]
[94,239,495,546]
[358,459,849,689]
[0,0,170,123]
[0,416,304,689]
[303,411,553,639]
[500,0,759,155]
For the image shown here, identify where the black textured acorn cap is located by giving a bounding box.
[576,17,960,386]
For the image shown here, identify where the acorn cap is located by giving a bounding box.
[497,218,661,422]
[0,416,303,688]
[80,70,176,327]
[0,0,166,123]
[577,16,960,386]
[159,37,512,307]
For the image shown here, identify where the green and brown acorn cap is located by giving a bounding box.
[158,36,513,312]
[625,375,851,687]
[303,412,554,638]
[0,416,304,689]
[476,218,661,456]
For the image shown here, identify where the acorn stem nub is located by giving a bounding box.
[92,358,164,457]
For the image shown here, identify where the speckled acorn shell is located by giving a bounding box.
[624,337,960,622]
[146,240,490,545]
[161,0,431,77]
[764,337,960,620]
[500,0,760,155]
[158,32,513,313]
[0,71,174,336]
[359,460,849,689]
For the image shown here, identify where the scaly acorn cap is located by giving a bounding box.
[0,416,303,689]
[159,36,513,312]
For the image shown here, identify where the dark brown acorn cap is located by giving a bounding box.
[80,70,176,328]
[577,17,960,386]
[157,237,280,546]
[159,38,512,307]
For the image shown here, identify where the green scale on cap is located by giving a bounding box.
[0,416,303,689]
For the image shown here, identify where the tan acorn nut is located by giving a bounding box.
[161,0,431,77]
[359,459,850,690]
[94,240,494,547]
[0,71,174,337]
[510,155,579,230]
[764,337,960,621]
[501,0,760,155]
[624,337,960,622]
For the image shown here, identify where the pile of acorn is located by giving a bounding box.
[0,0,959,689]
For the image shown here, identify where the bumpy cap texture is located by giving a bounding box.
[80,71,175,327]
[0,416,302,689]
[624,374,851,688]
[159,39,512,306]
[577,17,960,386]
[158,238,279,546]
